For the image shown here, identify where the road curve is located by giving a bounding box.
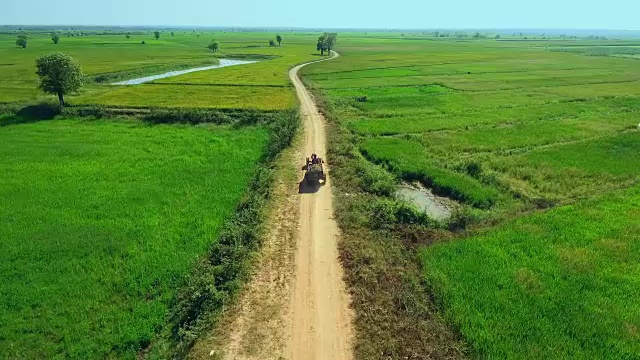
[287,52,354,360]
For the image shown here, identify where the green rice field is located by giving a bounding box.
[0,118,269,358]
[302,34,640,358]
[422,185,640,359]
[0,29,310,358]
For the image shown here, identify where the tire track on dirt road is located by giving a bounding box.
[287,52,354,360]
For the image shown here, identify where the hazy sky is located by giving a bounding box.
[3,0,639,30]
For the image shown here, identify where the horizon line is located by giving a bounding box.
[2,24,640,32]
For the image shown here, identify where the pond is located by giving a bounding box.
[397,183,455,221]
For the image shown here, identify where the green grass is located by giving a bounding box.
[421,185,640,359]
[490,131,640,202]
[347,97,640,135]
[0,118,269,358]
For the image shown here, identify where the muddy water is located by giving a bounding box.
[111,59,258,85]
[397,183,453,220]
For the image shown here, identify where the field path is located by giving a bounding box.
[188,52,352,360]
[287,52,354,360]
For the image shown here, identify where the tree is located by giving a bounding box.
[171,32,175,36]
[269,39,277,47]
[207,40,220,52]
[495,34,501,39]
[317,36,324,55]
[154,31,160,40]
[16,35,27,48]
[52,34,60,44]
[276,34,282,46]
[141,40,146,44]
[35,53,84,107]
[323,33,337,55]
[316,33,336,56]
[126,34,130,39]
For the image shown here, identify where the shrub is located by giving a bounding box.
[465,161,483,178]
[368,198,435,230]
[356,160,396,196]
[16,35,27,48]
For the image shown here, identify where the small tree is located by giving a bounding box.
[276,34,282,46]
[126,34,131,39]
[141,40,146,44]
[322,33,337,55]
[171,32,175,36]
[269,39,277,47]
[35,53,84,107]
[207,40,220,52]
[16,35,27,48]
[154,31,160,40]
[495,34,501,39]
[52,34,60,44]
[317,37,324,55]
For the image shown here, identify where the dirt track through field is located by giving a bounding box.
[189,52,352,360]
[287,52,354,360]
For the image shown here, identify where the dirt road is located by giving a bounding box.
[189,52,351,360]
[287,52,353,360]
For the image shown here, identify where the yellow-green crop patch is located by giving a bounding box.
[0,118,269,358]
[72,84,296,110]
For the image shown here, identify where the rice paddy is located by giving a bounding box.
[302,34,640,358]
[0,118,269,358]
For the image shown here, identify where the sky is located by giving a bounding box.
[2,0,639,30]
